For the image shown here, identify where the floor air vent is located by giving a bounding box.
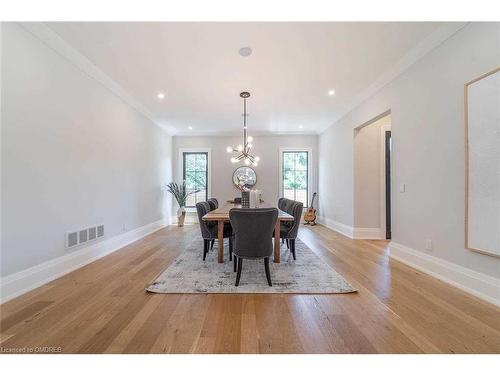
[66,224,104,249]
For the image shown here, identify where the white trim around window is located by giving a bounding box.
[278,147,313,207]
[178,148,212,212]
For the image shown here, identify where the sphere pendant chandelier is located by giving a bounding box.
[226,91,260,167]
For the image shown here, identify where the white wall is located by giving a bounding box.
[173,135,318,215]
[1,23,172,277]
[318,22,500,280]
[318,118,354,228]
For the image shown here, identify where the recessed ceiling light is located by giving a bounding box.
[188,126,193,130]
[328,89,335,96]
[239,47,252,57]
[298,125,303,129]
[157,92,165,100]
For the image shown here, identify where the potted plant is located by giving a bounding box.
[165,181,198,227]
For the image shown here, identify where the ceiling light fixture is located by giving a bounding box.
[328,89,335,96]
[238,47,252,57]
[226,92,259,167]
[188,126,193,130]
[157,92,165,100]
[298,125,304,129]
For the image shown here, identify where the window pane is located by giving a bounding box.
[284,189,295,200]
[195,190,206,204]
[283,153,295,171]
[295,171,307,190]
[195,172,207,190]
[185,192,196,207]
[184,171,196,189]
[195,154,207,170]
[281,151,308,207]
[295,152,308,170]
[295,190,307,206]
[184,154,196,171]
[283,170,295,190]
[183,152,208,207]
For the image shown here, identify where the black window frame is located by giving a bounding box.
[281,150,309,207]
[182,151,208,208]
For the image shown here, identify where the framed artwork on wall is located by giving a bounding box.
[464,67,500,257]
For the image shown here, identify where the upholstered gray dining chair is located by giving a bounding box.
[207,198,218,210]
[277,197,287,244]
[196,202,232,261]
[275,199,303,260]
[278,197,286,210]
[206,197,231,250]
[229,208,278,286]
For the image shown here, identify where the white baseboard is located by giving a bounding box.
[389,242,500,307]
[317,216,354,238]
[0,218,169,304]
[317,216,385,240]
[353,227,385,240]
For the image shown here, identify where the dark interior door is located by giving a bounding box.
[385,131,392,239]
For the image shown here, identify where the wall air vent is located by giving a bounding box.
[66,224,104,250]
[88,227,97,241]
[67,232,78,248]
[79,229,88,244]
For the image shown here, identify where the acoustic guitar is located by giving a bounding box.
[303,192,317,225]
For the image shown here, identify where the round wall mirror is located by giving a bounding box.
[232,166,257,191]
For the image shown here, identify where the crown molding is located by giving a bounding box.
[319,22,469,133]
[18,22,173,135]
[173,130,319,137]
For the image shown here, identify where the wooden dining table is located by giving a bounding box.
[202,203,294,263]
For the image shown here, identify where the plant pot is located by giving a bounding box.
[177,206,186,227]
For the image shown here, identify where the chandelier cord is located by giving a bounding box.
[227,91,259,166]
[243,97,247,151]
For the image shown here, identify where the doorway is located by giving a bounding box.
[353,112,391,240]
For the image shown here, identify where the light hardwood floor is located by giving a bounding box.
[1,224,499,353]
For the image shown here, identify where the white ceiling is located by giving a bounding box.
[46,22,444,135]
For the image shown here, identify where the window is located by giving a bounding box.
[183,152,208,207]
[282,150,309,206]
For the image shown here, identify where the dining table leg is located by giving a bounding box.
[217,220,224,263]
[274,219,281,263]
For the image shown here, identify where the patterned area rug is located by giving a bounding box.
[146,237,357,294]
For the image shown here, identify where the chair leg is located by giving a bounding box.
[210,239,215,250]
[286,239,289,249]
[233,255,237,272]
[235,258,243,286]
[229,238,233,261]
[203,240,208,261]
[291,239,296,260]
[264,257,272,286]
[281,238,285,244]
